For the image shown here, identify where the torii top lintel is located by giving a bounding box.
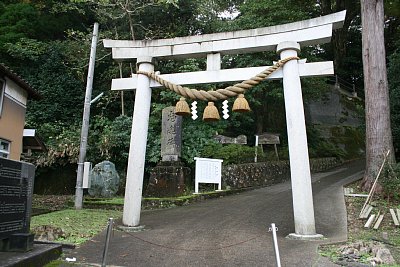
[103,10,346,61]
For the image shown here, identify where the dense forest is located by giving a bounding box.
[1,0,400,194]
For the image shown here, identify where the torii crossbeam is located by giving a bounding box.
[103,10,346,240]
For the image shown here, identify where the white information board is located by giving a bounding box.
[194,157,223,194]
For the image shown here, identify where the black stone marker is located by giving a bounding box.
[0,158,35,252]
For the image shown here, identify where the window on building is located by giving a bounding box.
[0,79,4,116]
[0,139,10,158]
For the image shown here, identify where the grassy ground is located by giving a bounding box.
[31,209,122,245]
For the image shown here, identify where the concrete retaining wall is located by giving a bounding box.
[222,157,341,189]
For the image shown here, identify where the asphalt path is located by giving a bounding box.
[66,160,365,267]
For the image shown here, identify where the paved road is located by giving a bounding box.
[66,160,365,267]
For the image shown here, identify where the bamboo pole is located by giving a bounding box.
[359,150,390,217]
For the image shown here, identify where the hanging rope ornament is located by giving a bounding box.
[175,97,191,116]
[203,102,220,121]
[232,94,250,112]
[191,101,198,120]
[222,100,229,119]
[135,56,299,120]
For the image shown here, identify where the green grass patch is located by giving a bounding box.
[31,209,122,245]
[83,190,231,206]
[44,260,74,267]
[84,197,124,205]
[318,245,340,262]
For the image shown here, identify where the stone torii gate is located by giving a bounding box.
[104,11,346,239]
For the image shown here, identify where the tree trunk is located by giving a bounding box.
[255,114,264,135]
[255,91,267,134]
[361,0,395,190]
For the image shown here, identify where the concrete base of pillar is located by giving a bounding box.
[286,233,324,241]
[116,225,146,233]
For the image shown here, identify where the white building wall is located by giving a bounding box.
[5,77,28,107]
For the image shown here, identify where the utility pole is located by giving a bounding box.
[75,22,99,209]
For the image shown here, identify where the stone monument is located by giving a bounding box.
[0,158,35,252]
[0,158,62,266]
[161,106,182,161]
[88,161,120,198]
[146,107,190,197]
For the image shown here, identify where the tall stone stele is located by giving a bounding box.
[146,106,190,197]
[161,106,182,161]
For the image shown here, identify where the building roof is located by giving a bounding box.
[23,129,47,152]
[0,64,41,100]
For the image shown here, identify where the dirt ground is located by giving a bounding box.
[345,181,400,245]
[32,194,73,212]
[319,181,400,265]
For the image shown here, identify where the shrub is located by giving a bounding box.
[382,162,400,201]
[308,141,346,159]
[201,143,266,165]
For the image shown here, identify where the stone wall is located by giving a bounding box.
[222,157,342,189]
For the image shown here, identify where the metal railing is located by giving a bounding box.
[327,75,362,100]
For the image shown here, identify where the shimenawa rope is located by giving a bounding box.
[136,56,299,101]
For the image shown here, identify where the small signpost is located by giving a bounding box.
[258,133,281,160]
[194,157,223,194]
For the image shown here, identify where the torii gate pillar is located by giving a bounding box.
[278,41,322,239]
[123,58,154,227]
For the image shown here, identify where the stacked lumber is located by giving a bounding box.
[362,209,400,229]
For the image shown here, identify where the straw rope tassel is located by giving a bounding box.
[203,102,220,121]
[232,94,250,112]
[175,97,191,116]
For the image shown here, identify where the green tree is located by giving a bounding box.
[0,3,39,53]
[23,43,85,127]
[234,0,316,29]
[318,0,360,71]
